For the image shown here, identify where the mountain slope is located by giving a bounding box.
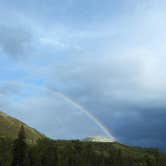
[0,111,45,143]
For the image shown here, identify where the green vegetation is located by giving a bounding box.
[0,112,166,166]
[0,131,166,166]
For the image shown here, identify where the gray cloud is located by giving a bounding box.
[0,81,22,95]
[105,106,166,151]
[0,25,32,58]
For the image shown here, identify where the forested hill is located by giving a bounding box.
[0,112,166,166]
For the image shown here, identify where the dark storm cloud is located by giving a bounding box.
[48,51,166,151]
[104,106,166,151]
[0,25,32,58]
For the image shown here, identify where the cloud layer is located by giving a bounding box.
[0,0,166,150]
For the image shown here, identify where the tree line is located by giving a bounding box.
[0,126,165,166]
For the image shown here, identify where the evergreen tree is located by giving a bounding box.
[12,125,27,166]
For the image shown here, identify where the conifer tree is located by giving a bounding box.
[12,125,27,166]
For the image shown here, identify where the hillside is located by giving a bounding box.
[0,112,166,166]
[0,111,45,143]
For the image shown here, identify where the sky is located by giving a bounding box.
[0,0,166,150]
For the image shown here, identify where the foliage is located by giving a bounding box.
[0,137,166,166]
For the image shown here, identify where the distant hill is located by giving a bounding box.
[83,135,115,142]
[0,111,45,143]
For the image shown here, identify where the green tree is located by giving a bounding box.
[12,125,27,166]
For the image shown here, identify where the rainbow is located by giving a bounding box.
[0,80,115,140]
[46,87,115,140]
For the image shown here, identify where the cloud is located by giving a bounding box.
[0,24,33,58]
[0,81,23,95]
[107,106,166,151]
[0,0,166,151]
[45,8,166,148]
